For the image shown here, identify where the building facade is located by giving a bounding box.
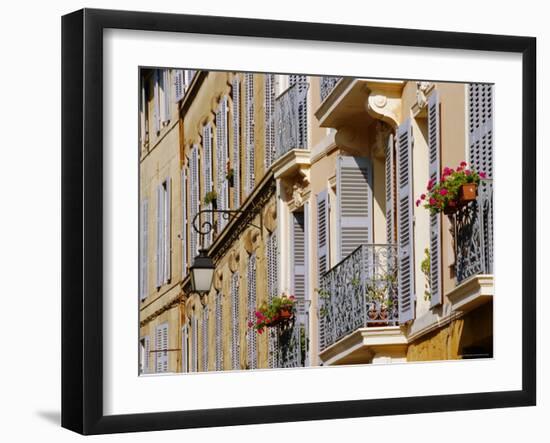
[139,69,494,373]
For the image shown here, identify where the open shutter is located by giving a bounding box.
[265,74,276,168]
[216,97,229,230]
[191,314,198,372]
[181,324,188,372]
[181,168,188,277]
[159,69,170,123]
[156,185,163,288]
[174,69,184,102]
[428,92,442,307]
[336,156,373,261]
[231,272,240,370]
[142,336,150,374]
[140,199,149,300]
[316,190,329,280]
[190,146,199,262]
[247,253,257,369]
[385,134,396,243]
[232,78,241,208]
[244,73,255,195]
[291,212,307,315]
[266,232,278,368]
[396,119,415,323]
[156,323,168,373]
[164,178,171,284]
[289,75,308,149]
[140,84,146,146]
[215,292,223,371]
[202,124,213,246]
[202,308,209,372]
[153,70,160,134]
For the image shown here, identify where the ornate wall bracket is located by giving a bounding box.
[365,82,404,129]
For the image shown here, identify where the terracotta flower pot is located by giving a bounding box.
[459,183,477,203]
[279,309,292,320]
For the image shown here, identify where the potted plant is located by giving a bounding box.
[416,161,487,215]
[204,190,217,208]
[226,161,234,187]
[248,294,296,334]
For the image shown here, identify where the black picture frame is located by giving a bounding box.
[61,8,537,435]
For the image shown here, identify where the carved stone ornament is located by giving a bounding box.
[416,81,434,110]
[213,268,224,291]
[263,202,277,233]
[228,248,240,273]
[292,183,305,209]
[243,228,260,254]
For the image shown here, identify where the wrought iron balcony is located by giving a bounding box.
[319,76,341,102]
[274,82,309,161]
[318,244,399,352]
[454,179,494,284]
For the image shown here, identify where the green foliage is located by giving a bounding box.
[421,248,431,301]
[204,190,217,205]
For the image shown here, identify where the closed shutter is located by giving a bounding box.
[316,190,329,281]
[215,292,223,371]
[247,253,257,369]
[396,119,415,323]
[156,323,168,373]
[202,124,213,246]
[202,308,209,372]
[140,199,149,300]
[156,184,164,288]
[291,212,307,315]
[289,75,308,149]
[265,74,276,168]
[336,156,373,261]
[385,134,396,243]
[153,70,160,134]
[143,336,150,374]
[266,231,278,369]
[191,314,198,372]
[190,146,200,262]
[181,168,188,277]
[140,84,146,146]
[174,69,185,102]
[232,78,241,208]
[159,69,170,123]
[181,324,188,372]
[428,92,442,307]
[231,272,240,370]
[216,97,229,230]
[245,73,255,195]
[164,178,171,284]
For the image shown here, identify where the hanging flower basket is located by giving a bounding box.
[248,294,296,334]
[417,161,486,215]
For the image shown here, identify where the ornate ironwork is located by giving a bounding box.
[454,179,493,284]
[274,82,309,160]
[320,76,341,102]
[272,316,307,368]
[319,244,399,352]
[191,209,262,237]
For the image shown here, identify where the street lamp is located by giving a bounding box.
[189,248,215,294]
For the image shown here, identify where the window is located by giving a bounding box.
[156,178,171,287]
[155,323,169,373]
[139,336,150,374]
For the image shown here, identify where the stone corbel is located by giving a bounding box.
[243,227,260,255]
[263,202,277,233]
[184,293,202,319]
[365,84,403,129]
[228,248,240,273]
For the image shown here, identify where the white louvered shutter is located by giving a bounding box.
[216,97,229,230]
[140,84,146,147]
[265,74,276,168]
[385,134,396,243]
[266,231,279,368]
[190,146,200,262]
[231,272,240,370]
[289,75,308,149]
[181,324,189,372]
[291,212,307,316]
[245,73,255,195]
[142,336,150,374]
[215,292,223,371]
[164,178,171,284]
[159,69,170,123]
[247,253,257,369]
[174,69,185,102]
[202,124,213,246]
[153,70,160,134]
[156,323,168,373]
[156,185,163,288]
[202,308,209,372]
[140,199,149,300]
[232,78,241,208]
[468,84,494,273]
[181,168,188,277]
[336,156,373,261]
[428,92,442,307]
[191,314,198,372]
[396,119,415,323]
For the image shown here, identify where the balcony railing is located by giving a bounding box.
[319,244,399,352]
[274,82,309,161]
[454,179,494,284]
[319,76,341,102]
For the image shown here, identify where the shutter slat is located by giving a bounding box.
[396,119,415,323]
[428,92,442,307]
[337,156,373,261]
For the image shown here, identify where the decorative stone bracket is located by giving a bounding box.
[365,81,405,129]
